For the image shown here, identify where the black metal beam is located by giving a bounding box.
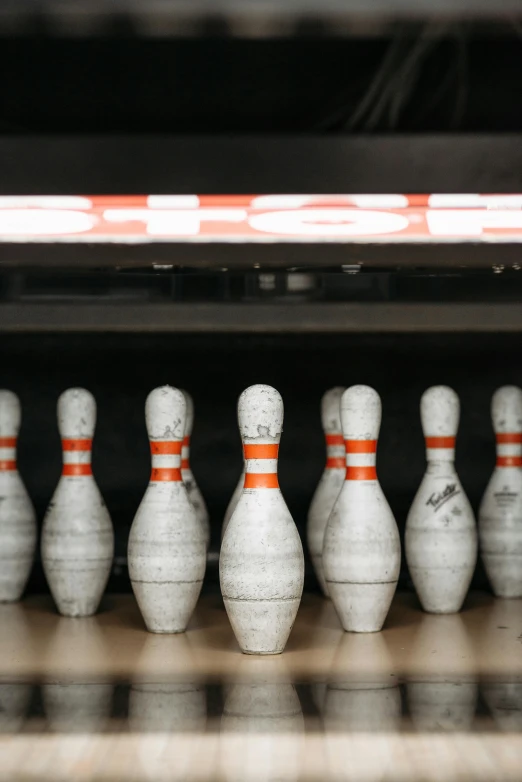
[0,135,521,195]
[2,301,522,332]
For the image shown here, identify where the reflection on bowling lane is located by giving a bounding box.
[0,683,31,732]
[43,681,113,732]
[407,681,478,732]
[130,631,207,731]
[323,632,401,732]
[407,609,478,731]
[129,629,209,779]
[219,656,305,782]
[129,682,207,733]
[482,682,522,731]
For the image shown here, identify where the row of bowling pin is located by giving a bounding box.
[1,381,521,657]
[0,387,209,617]
[306,384,522,620]
[0,383,299,653]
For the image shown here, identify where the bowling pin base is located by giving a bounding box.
[410,567,471,614]
[0,558,33,603]
[223,597,301,655]
[327,581,398,633]
[482,554,522,599]
[310,554,330,598]
[45,560,112,618]
[131,579,203,634]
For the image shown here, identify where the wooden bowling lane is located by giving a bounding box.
[0,592,520,680]
[1,732,522,782]
[0,592,521,782]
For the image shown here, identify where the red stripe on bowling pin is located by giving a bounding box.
[496,432,522,467]
[243,443,279,489]
[61,437,93,477]
[150,439,182,482]
[345,439,377,480]
[325,433,345,469]
[0,436,17,471]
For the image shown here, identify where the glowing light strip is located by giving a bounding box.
[0,194,520,243]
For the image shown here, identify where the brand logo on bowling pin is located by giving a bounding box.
[220,384,304,655]
[128,386,206,634]
[0,390,37,603]
[41,388,114,618]
[405,385,477,614]
[323,385,400,633]
[479,385,522,598]
[426,483,459,510]
[307,387,346,597]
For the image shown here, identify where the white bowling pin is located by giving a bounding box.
[405,385,477,614]
[41,388,114,617]
[221,464,244,542]
[220,384,304,654]
[307,387,346,597]
[0,391,37,602]
[323,385,400,633]
[479,385,522,597]
[181,390,210,550]
[128,386,206,633]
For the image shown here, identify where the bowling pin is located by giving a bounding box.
[128,386,206,633]
[220,384,304,654]
[307,387,345,596]
[479,385,522,597]
[405,385,477,614]
[181,390,210,550]
[221,464,244,542]
[41,388,114,617]
[0,391,37,602]
[323,385,400,633]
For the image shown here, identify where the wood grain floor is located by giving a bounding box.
[0,592,521,781]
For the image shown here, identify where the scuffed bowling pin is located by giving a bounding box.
[479,386,522,597]
[0,391,37,602]
[128,386,206,633]
[307,387,345,596]
[41,388,114,617]
[181,390,210,550]
[220,385,304,654]
[405,386,477,613]
[323,385,400,633]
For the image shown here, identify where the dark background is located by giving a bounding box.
[0,33,521,135]
[7,330,520,594]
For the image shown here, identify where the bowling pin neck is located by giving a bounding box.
[0,435,17,473]
[494,433,522,469]
[242,440,279,490]
[325,434,345,470]
[58,388,96,476]
[344,437,377,482]
[144,386,187,483]
[149,438,182,483]
[61,437,93,477]
[0,391,22,474]
[420,386,459,466]
[425,436,456,464]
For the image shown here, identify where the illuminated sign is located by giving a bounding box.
[0,195,521,242]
